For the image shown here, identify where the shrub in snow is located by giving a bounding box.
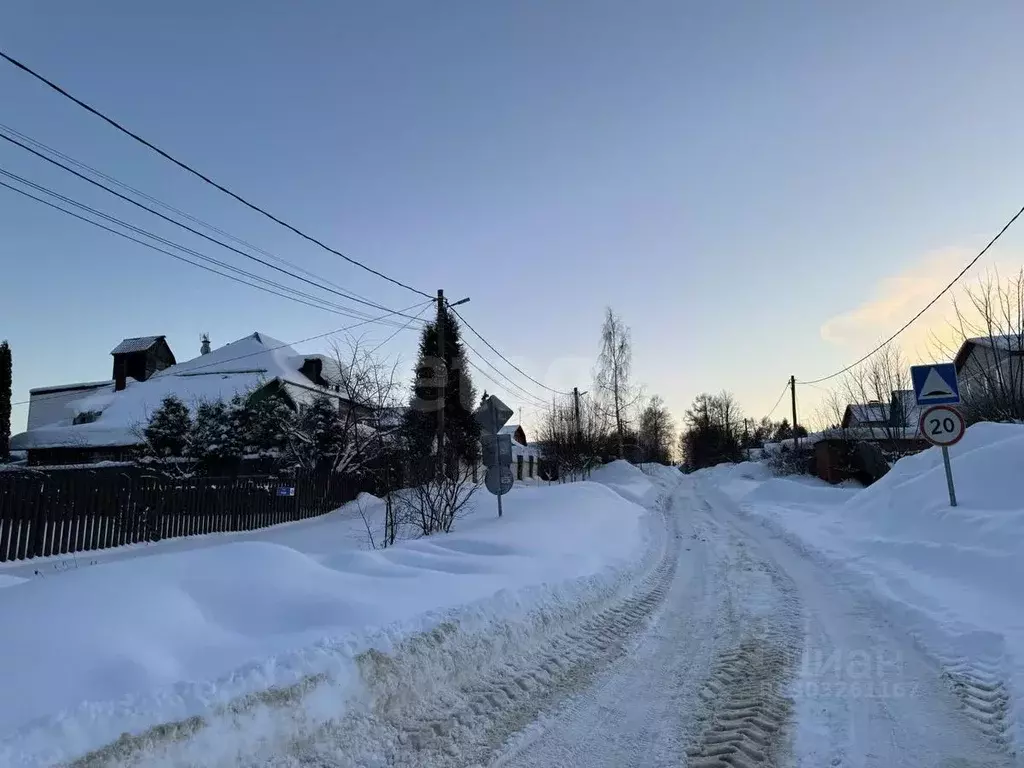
[144,395,192,457]
[187,399,242,471]
[229,393,290,459]
[766,445,814,477]
[283,393,345,472]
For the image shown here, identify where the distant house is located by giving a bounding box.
[841,402,890,429]
[954,334,1024,404]
[12,332,350,465]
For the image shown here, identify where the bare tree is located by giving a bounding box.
[595,308,641,458]
[539,392,608,481]
[637,395,674,464]
[931,269,1024,423]
[838,345,912,450]
[330,336,405,547]
[392,460,479,536]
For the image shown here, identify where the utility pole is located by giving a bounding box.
[790,375,799,450]
[436,289,446,480]
[573,387,582,445]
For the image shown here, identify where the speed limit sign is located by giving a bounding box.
[919,405,965,447]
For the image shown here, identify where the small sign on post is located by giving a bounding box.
[911,361,963,507]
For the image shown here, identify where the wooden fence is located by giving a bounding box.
[0,470,371,563]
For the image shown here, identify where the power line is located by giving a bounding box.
[0,168,418,328]
[799,202,1024,385]
[458,335,552,407]
[0,122,411,314]
[370,303,432,354]
[0,131,427,322]
[0,49,432,299]
[765,381,791,420]
[11,300,434,408]
[464,358,549,409]
[450,307,569,396]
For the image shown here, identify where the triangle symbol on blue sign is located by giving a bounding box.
[920,368,954,400]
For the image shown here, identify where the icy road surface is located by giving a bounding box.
[93,472,1017,767]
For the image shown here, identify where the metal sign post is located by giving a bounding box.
[918,404,965,508]
[941,446,957,508]
[490,397,503,518]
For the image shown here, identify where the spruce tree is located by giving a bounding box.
[0,341,10,462]
[403,306,479,466]
[187,399,241,471]
[144,395,192,457]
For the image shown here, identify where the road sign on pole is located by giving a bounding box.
[474,395,514,435]
[474,394,515,516]
[910,363,961,406]
[919,404,965,507]
[485,466,514,496]
[481,433,513,468]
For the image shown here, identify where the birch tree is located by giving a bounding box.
[595,308,639,458]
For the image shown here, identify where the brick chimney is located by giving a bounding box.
[114,357,127,392]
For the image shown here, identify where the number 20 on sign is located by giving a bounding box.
[919,404,965,507]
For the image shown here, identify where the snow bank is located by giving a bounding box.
[0,480,651,766]
[588,460,658,506]
[701,426,1024,749]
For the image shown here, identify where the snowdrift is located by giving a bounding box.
[588,460,660,507]
[0,480,654,766]
[702,424,1024,750]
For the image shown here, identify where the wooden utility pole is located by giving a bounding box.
[436,289,446,479]
[573,387,582,446]
[790,375,799,450]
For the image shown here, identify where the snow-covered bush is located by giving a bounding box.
[186,399,241,470]
[143,395,192,457]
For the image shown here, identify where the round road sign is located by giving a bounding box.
[919,405,965,447]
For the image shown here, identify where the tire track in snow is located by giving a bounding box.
[686,640,797,768]
[270,491,683,767]
[683,495,804,768]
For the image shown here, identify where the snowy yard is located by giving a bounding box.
[0,462,677,767]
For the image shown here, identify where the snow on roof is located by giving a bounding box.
[29,379,113,395]
[846,403,890,424]
[967,334,1024,352]
[110,336,165,355]
[12,332,341,451]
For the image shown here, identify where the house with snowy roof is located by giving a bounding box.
[954,334,1024,405]
[496,423,543,480]
[12,332,350,465]
[840,402,890,429]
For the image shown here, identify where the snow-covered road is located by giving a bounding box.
[495,477,1014,767]
[54,467,1020,767]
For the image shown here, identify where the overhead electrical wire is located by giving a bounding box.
[799,201,1024,385]
[0,131,427,322]
[463,358,550,410]
[770,380,790,421]
[10,299,434,409]
[0,122,406,313]
[370,303,433,354]
[0,49,432,299]
[0,167,419,329]
[450,306,569,396]
[457,335,552,408]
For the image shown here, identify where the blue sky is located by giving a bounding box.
[3,1,1024,435]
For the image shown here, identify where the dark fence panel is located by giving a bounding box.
[0,470,371,563]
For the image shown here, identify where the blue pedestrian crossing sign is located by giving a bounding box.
[910,363,960,406]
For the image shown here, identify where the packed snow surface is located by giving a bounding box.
[0,463,660,766]
[702,422,1024,750]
